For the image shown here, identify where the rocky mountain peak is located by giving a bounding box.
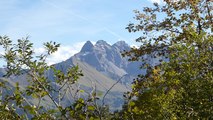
[80,41,94,52]
[113,41,128,47]
[95,40,109,46]
[112,41,130,51]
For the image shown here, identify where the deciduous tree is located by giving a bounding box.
[122,0,213,119]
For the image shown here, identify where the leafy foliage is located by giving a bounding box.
[121,0,213,119]
[0,0,212,119]
[0,36,111,119]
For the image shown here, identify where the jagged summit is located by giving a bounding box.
[112,41,130,51]
[113,41,128,47]
[74,39,142,84]
[95,40,109,46]
[80,41,94,52]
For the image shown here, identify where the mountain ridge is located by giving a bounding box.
[0,40,148,111]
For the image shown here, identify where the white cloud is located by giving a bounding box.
[47,43,83,65]
[35,41,95,65]
[0,41,91,67]
[149,0,163,4]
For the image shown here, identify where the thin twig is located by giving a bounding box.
[102,74,127,107]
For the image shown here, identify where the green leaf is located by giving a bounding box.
[79,90,84,93]
[129,101,135,107]
[87,105,95,111]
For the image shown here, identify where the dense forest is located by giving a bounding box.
[0,0,212,119]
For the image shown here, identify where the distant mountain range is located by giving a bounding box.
[0,40,161,110]
[50,40,144,85]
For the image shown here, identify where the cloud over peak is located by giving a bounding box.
[35,41,88,65]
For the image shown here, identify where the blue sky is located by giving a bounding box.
[0,0,162,65]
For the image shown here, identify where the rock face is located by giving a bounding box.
[80,41,94,53]
[73,40,143,85]
[48,40,163,86]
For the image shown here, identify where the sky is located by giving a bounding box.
[0,0,163,66]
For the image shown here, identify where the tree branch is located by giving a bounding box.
[102,74,127,106]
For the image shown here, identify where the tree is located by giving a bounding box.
[122,0,213,119]
[0,36,108,119]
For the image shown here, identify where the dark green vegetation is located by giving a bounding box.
[0,0,212,119]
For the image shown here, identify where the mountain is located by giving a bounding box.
[44,40,145,110]
[74,40,144,85]
[0,40,162,111]
[47,40,144,86]
[80,41,94,52]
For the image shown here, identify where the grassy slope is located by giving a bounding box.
[0,57,129,111]
[72,56,128,92]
